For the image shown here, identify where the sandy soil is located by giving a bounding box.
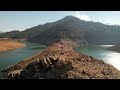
[0,38,26,52]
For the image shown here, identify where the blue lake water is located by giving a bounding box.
[74,45,120,71]
[0,42,46,78]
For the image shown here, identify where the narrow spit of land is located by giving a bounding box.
[2,41,120,79]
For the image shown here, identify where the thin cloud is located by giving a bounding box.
[72,11,91,21]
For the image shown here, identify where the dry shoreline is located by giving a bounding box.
[0,38,26,52]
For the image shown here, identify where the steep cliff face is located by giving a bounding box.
[3,40,120,79]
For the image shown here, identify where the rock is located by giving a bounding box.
[41,57,48,67]
[36,58,40,63]
[4,69,22,79]
[46,57,52,65]
[34,72,41,79]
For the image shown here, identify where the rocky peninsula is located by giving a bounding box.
[2,40,120,79]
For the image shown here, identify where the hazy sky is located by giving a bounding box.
[1,11,120,32]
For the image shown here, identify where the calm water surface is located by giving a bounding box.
[0,42,46,78]
[74,45,120,71]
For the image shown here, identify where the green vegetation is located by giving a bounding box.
[0,30,20,38]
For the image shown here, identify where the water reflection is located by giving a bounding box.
[100,45,114,48]
[75,45,120,71]
[101,52,120,70]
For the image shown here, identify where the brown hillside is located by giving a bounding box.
[0,38,25,52]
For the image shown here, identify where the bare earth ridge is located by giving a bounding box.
[0,38,26,52]
[2,40,120,79]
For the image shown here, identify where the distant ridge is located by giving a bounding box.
[1,16,120,45]
[109,44,120,52]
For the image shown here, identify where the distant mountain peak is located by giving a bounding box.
[64,15,78,19]
[62,15,81,21]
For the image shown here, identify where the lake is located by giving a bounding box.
[74,45,120,71]
[0,42,47,78]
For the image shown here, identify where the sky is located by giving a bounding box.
[1,11,120,32]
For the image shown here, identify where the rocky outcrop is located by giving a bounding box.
[2,41,120,79]
[109,44,120,52]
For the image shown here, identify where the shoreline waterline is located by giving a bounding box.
[0,42,46,78]
[74,45,120,71]
[0,39,26,52]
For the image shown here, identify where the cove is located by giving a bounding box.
[0,42,47,78]
[74,45,120,71]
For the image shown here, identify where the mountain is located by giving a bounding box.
[2,41,120,79]
[1,16,120,45]
[27,16,88,45]
[109,44,120,52]
[0,30,20,38]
